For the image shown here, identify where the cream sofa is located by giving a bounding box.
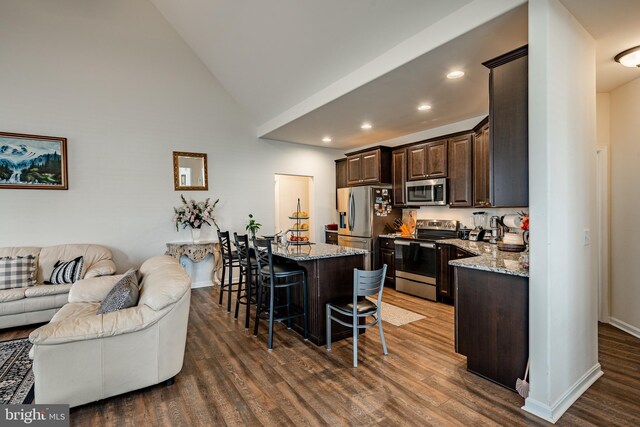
[29,255,191,408]
[0,244,116,329]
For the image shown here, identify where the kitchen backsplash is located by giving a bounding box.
[405,206,527,230]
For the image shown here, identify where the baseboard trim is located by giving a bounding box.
[609,317,640,339]
[522,363,603,424]
[191,281,214,289]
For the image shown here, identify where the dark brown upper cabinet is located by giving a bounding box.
[407,140,447,181]
[483,45,529,207]
[448,133,473,207]
[473,119,491,207]
[345,147,391,186]
[335,158,347,189]
[391,149,407,206]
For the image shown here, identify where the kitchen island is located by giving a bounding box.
[270,242,367,346]
[441,239,529,391]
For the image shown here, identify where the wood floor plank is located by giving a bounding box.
[2,287,639,426]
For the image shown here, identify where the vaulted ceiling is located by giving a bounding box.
[151,0,640,149]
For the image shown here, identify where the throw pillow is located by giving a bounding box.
[0,256,37,289]
[96,269,140,315]
[48,256,84,285]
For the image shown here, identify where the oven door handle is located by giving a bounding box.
[394,241,435,249]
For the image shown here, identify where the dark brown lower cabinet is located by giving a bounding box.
[455,267,529,391]
[378,237,395,287]
[436,244,474,302]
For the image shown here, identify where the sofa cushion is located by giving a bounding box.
[0,247,40,283]
[25,284,72,298]
[0,293,68,316]
[68,275,123,304]
[50,302,101,323]
[0,256,37,289]
[0,288,27,303]
[47,256,84,285]
[38,244,113,284]
[138,256,191,311]
[97,269,139,314]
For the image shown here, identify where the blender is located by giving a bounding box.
[469,211,487,242]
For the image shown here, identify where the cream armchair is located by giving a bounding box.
[29,255,191,408]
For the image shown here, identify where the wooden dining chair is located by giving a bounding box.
[326,265,388,367]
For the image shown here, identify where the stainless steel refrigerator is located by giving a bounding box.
[337,186,401,269]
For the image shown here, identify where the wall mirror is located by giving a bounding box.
[173,151,208,191]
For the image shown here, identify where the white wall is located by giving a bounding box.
[274,174,313,239]
[526,0,601,422]
[609,76,640,337]
[0,0,342,271]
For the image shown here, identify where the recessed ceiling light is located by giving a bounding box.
[447,70,465,79]
[361,122,372,130]
[322,136,332,143]
[417,104,432,111]
[615,45,640,67]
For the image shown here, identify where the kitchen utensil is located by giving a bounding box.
[457,228,471,240]
[393,218,404,231]
[469,211,487,242]
[516,358,530,398]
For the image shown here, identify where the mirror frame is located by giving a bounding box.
[173,151,208,191]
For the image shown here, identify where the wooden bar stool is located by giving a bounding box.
[252,237,308,349]
[326,265,388,367]
[233,233,258,329]
[217,230,240,312]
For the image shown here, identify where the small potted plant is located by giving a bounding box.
[245,214,261,239]
[173,195,219,242]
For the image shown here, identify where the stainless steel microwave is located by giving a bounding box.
[406,178,447,206]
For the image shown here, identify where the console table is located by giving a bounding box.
[165,241,222,285]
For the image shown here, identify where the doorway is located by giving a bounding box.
[596,147,610,323]
[274,174,314,242]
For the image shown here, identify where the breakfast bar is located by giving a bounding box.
[270,242,367,346]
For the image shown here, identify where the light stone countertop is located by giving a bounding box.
[438,239,529,278]
[270,242,368,261]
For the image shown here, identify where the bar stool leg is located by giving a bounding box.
[286,286,292,329]
[245,269,253,329]
[268,282,275,350]
[234,266,244,320]
[303,273,309,340]
[219,263,226,305]
[353,321,359,368]
[254,278,263,337]
[326,304,331,351]
[227,261,233,312]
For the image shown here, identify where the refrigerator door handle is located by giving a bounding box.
[350,190,356,230]
[348,191,354,230]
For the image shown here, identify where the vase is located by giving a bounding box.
[191,228,201,243]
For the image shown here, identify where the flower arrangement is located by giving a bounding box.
[174,195,219,231]
[519,212,529,232]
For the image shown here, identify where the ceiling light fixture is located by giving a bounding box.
[417,104,432,111]
[361,122,372,130]
[322,137,332,143]
[614,45,640,68]
[446,70,465,79]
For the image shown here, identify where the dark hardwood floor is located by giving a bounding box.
[3,287,639,426]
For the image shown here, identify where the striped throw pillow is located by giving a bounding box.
[0,256,37,289]
[48,256,84,285]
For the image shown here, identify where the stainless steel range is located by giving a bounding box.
[395,219,458,301]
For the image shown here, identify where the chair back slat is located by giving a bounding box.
[353,265,387,298]
[233,233,250,265]
[217,230,233,261]
[251,236,273,274]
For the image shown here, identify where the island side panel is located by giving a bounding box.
[291,254,365,346]
[455,267,529,391]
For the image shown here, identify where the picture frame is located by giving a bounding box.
[0,132,68,190]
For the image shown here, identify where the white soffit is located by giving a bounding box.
[263,5,528,149]
[561,0,640,92]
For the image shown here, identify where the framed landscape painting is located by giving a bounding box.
[0,132,68,190]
